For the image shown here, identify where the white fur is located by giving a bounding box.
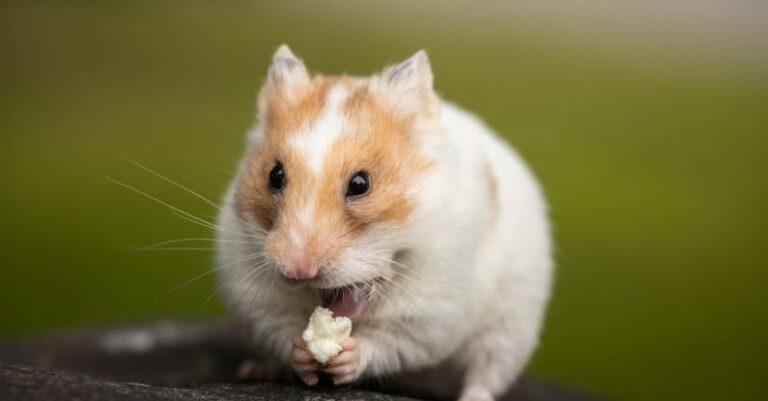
[288,85,350,176]
[270,84,351,244]
[216,50,552,400]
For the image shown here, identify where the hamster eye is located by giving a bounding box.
[268,162,285,192]
[346,171,371,198]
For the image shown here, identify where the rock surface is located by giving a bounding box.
[0,364,417,401]
[0,320,598,401]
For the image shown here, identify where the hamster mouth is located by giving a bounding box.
[320,284,371,320]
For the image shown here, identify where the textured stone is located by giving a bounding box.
[0,320,599,401]
[0,364,417,401]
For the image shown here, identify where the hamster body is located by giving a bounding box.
[216,45,552,401]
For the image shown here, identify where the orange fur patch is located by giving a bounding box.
[237,75,434,271]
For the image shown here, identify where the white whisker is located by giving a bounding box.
[205,259,272,308]
[106,175,261,241]
[118,237,257,253]
[145,251,266,312]
[124,157,267,235]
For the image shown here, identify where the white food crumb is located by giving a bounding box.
[302,306,352,364]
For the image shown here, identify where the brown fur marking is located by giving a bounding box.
[237,75,434,273]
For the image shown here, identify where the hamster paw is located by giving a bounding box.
[458,385,494,401]
[323,337,362,385]
[291,336,321,386]
[458,396,494,401]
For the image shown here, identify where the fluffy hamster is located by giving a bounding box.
[216,45,553,401]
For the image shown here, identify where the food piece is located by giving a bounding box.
[302,306,352,363]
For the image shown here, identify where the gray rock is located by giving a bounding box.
[0,364,417,401]
[0,320,599,401]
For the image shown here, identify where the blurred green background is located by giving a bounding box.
[1,1,766,400]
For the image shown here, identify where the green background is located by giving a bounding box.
[1,2,766,400]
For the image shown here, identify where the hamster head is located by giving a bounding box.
[232,45,440,318]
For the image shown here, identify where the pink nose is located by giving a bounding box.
[282,256,318,281]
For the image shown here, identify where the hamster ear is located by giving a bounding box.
[268,44,309,86]
[258,45,310,112]
[383,50,434,93]
[375,50,439,119]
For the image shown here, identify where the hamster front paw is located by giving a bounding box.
[458,384,495,401]
[291,336,321,386]
[323,337,362,385]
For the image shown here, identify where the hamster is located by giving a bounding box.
[216,45,553,401]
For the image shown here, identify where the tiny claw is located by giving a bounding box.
[299,372,319,386]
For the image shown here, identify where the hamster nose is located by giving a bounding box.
[282,256,318,281]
